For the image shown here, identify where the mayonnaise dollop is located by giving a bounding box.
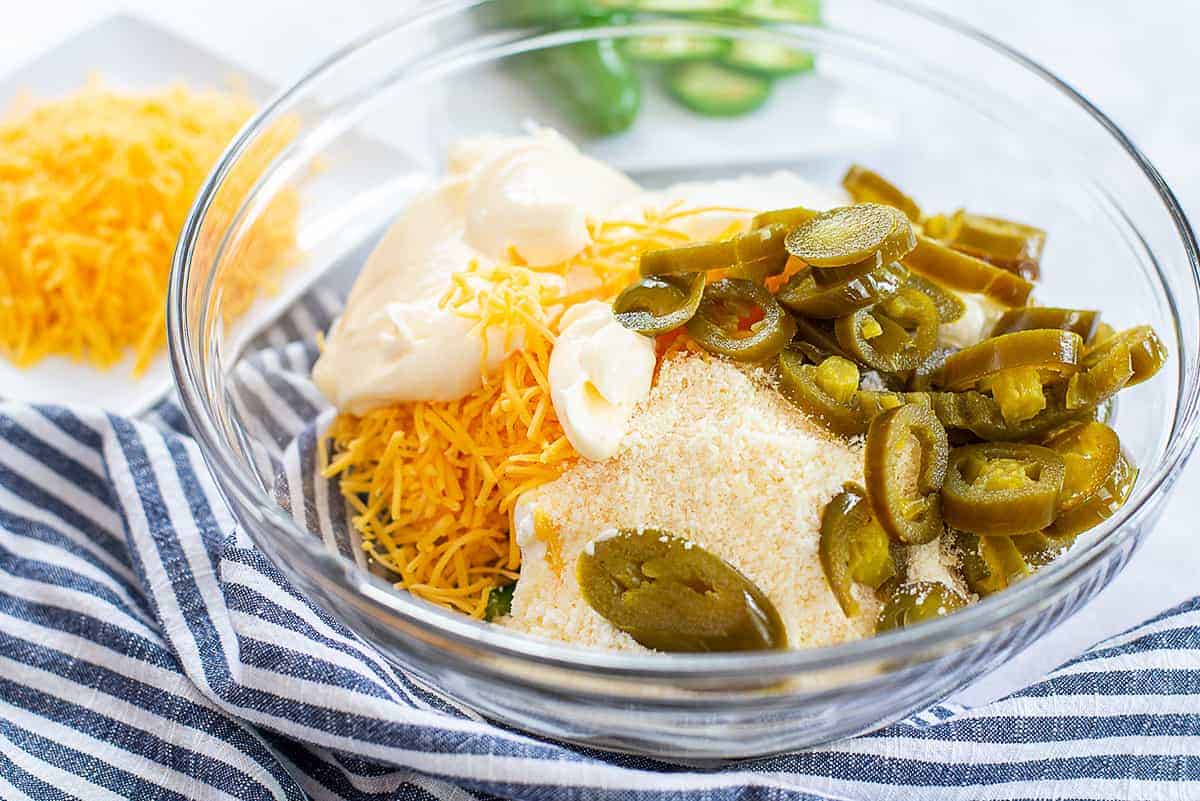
[548,301,656,461]
[312,129,640,414]
[940,292,1007,349]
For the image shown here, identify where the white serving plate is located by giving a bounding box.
[0,15,428,415]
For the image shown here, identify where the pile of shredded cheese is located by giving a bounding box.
[0,79,299,374]
[322,205,735,617]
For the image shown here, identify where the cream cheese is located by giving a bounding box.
[312,129,639,414]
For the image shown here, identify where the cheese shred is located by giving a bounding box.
[0,78,299,374]
[322,205,733,616]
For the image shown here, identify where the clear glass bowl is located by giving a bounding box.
[169,0,1200,759]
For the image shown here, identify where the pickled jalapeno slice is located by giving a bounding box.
[937,330,1084,391]
[484,582,516,621]
[686,277,796,361]
[792,315,848,360]
[841,165,922,222]
[954,531,1029,596]
[834,287,939,373]
[776,258,907,318]
[819,484,896,617]
[811,250,885,288]
[1081,325,1167,388]
[923,385,1095,442]
[876,581,967,632]
[1065,336,1137,411]
[1042,421,1121,512]
[613,273,706,335]
[784,203,915,267]
[640,238,737,276]
[577,529,787,652]
[902,234,1034,307]
[727,223,791,282]
[945,212,1046,281]
[1045,449,1137,540]
[990,307,1100,341]
[941,442,1066,536]
[907,273,967,324]
[751,205,819,230]
[864,404,949,544]
[778,351,868,437]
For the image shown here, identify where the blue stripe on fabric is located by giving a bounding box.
[0,676,284,801]
[229,371,294,448]
[1068,626,1200,667]
[0,504,140,599]
[163,434,230,577]
[0,460,126,563]
[109,418,552,758]
[263,735,442,801]
[259,367,321,424]
[236,636,396,703]
[108,415,237,693]
[0,747,81,801]
[864,712,1200,744]
[0,628,304,801]
[221,547,462,716]
[0,414,113,508]
[34,406,103,453]
[0,590,175,670]
[0,713,192,801]
[1015,667,1200,698]
[0,541,153,632]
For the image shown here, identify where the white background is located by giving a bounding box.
[1,1,1197,706]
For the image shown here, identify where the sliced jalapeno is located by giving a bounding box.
[1065,335,1137,411]
[577,529,787,652]
[819,484,896,617]
[727,224,791,283]
[784,203,915,267]
[954,531,1029,596]
[942,442,1066,536]
[876,581,966,632]
[484,582,516,621]
[864,403,949,544]
[922,383,1096,442]
[613,273,706,335]
[1045,450,1137,540]
[776,258,907,319]
[1043,421,1121,513]
[686,278,796,361]
[792,315,848,360]
[640,239,736,276]
[778,351,868,437]
[907,274,966,324]
[834,287,939,373]
[1011,531,1068,567]
[1081,325,1166,388]
[902,234,1033,307]
[937,330,1083,391]
[811,250,885,288]
[751,205,818,230]
[990,307,1100,341]
[946,212,1046,282]
[841,165,922,222]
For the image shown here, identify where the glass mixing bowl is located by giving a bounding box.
[169,0,1200,759]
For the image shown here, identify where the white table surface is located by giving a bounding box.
[2,1,1197,708]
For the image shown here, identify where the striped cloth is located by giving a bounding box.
[2,291,1198,801]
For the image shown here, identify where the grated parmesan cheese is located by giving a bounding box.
[504,353,879,651]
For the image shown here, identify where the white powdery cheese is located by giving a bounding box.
[504,354,879,653]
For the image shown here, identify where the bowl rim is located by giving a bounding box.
[169,0,1200,680]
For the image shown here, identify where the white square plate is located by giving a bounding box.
[0,15,427,415]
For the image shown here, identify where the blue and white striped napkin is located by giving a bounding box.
[2,292,1198,801]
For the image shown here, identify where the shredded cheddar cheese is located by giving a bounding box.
[322,204,739,616]
[0,78,299,374]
